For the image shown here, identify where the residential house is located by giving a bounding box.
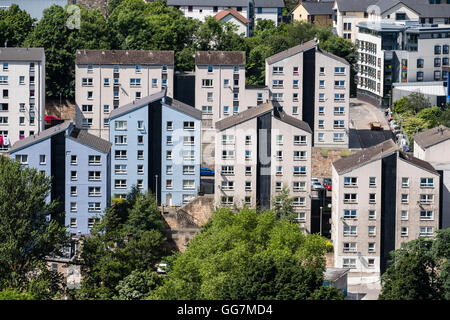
[332,139,440,279]
[214,102,313,233]
[108,90,202,207]
[75,49,174,140]
[265,39,350,148]
[215,8,250,36]
[291,0,334,26]
[0,47,45,152]
[253,0,285,27]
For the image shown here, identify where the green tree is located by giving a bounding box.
[432,228,450,299]
[271,186,296,221]
[75,190,167,299]
[379,238,442,300]
[0,157,69,297]
[115,270,162,300]
[308,286,345,300]
[0,4,36,47]
[0,289,35,300]
[149,207,330,300]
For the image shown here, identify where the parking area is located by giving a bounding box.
[349,98,395,149]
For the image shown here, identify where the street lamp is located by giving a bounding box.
[319,206,323,236]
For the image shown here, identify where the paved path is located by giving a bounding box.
[349,98,394,149]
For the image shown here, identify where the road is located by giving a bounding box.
[349,98,395,149]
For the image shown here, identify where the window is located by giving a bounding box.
[334,133,344,142]
[115,179,127,189]
[293,181,306,192]
[275,182,282,191]
[183,165,195,175]
[183,180,195,190]
[334,67,345,74]
[184,136,194,146]
[318,106,325,115]
[293,151,306,161]
[183,121,195,130]
[115,150,127,159]
[333,120,345,129]
[135,92,141,100]
[115,121,127,130]
[222,134,235,145]
[368,210,376,220]
[417,71,424,81]
[344,209,357,219]
[245,135,252,145]
[435,58,441,67]
[38,154,46,165]
[343,258,356,269]
[221,165,234,175]
[276,150,283,161]
[245,150,252,160]
[396,12,406,20]
[166,179,173,189]
[15,154,28,164]
[420,194,434,204]
[71,171,77,181]
[166,150,172,160]
[401,210,408,220]
[369,177,376,187]
[343,242,357,253]
[0,76,8,84]
[343,226,357,236]
[88,202,101,212]
[368,226,376,236]
[420,210,433,220]
[223,106,229,115]
[435,45,441,54]
[319,80,325,88]
[166,121,173,131]
[166,135,173,145]
[202,79,213,87]
[334,93,345,101]
[367,259,375,268]
[87,91,93,100]
[135,65,142,73]
[272,79,283,88]
[221,196,234,205]
[444,45,449,54]
[319,67,325,74]
[368,243,376,253]
[202,105,212,114]
[402,177,409,188]
[401,227,408,237]
[293,197,306,206]
[245,166,252,175]
[70,203,77,212]
[115,135,127,145]
[292,93,299,102]
[137,150,144,160]
[221,181,234,191]
[319,93,325,102]
[401,194,409,204]
[88,171,101,181]
[137,135,144,145]
[276,166,283,176]
[420,226,433,236]
[82,78,93,86]
[344,177,357,187]
[137,121,144,130]
[166,165,172,175]
[71,186,77,196]
[293,66,299,75]
[183,150,195,160]
[369,193,376,203]
[115,165,127,174]
[292,106,299,115]
[417,59,424,68]
[334,80,345,88]
[88,155,101,165]
[71,155,77,165]
[293,166,306,176]
[272,66,283,74]
[233,106,239,114]
[294,135,307,145]
[420,178,434,188]
[272,93,283,101]
[183,194,194,204]
[344,193,357,203]
[104,105,110,113]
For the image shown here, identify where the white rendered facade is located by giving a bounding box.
[0,48,45,152]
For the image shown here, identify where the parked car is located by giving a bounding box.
[44,115,62,124]
[323,178,332,191]
[393,125,401,134]
[200,167,214,176]
[311,178,323,190]
[370,121,382,131]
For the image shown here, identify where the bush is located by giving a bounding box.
[340,149,351,157]
[320,149,329,157]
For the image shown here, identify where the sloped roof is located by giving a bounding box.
[216,102,274,131]
[195,51,246,65]
[75,50,174,65]
[0,47,45,62]
[335,0,375,12]
[273,108,312,133]
[167,0,249,6]
[108,90,166,120]
[398,150,438,174]
[164,97,202,119]
[254,0,285,8]
[9,121,72,154]
[300,1,334,15]
[68,127,112,154]
[375,0,450,17]
[333,139,398,174]
[215,8,250,24]
[414,125,450,149]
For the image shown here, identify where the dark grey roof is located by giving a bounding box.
[254,0,285,8]
[335,0,375,12]
[9,121,72,154]
[333,139,398,174]
[414,125,450,149]
[75,50,174,65]
[167,0,249,6]
[301,1,334,15]
[195,51,246,65]
[0,47,45,62]
[108,90,166,120]
[215,102,312,133]
[164,97,202,119]
[215,102,273,131]
[266,40,317,65]
[68,128,112,154]
[398,151,438,174]
[402,0,450,18]
[266,39,349,66]
[274,109,312,134]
